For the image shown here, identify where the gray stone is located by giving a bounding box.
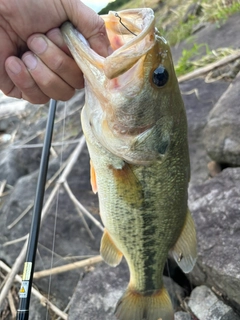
[171,13,240,64]
[0,92,28,118]
[0,91,85,186]
[180,78,229,185]
[29,295,49,320]
[68,261,186,320]
[0,115,101,314]
[203,72,240,165]
[188,286,240,320]
[0,151,101,285]
[182,3,202,23]
[189,168,240,313]
[174,311,192,320]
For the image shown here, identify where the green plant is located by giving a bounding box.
[175,43,210,76]
[175,44,238,77]
[202,0,240,23]
[99,0,129,14]
[166,15,199,46]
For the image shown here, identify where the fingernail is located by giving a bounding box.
[29,36,47,54]
[47,28,64,47]
[22,53,38,70]
[7,59,22,74]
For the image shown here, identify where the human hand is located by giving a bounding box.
[0,0,111,103]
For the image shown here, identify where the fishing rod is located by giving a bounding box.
[16,99,57,320]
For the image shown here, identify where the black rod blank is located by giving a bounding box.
[16,99,57,320]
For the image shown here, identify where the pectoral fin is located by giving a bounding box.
[90,160,97,194]
[170,208,197,273]
[100,229,123,267]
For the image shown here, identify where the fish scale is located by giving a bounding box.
[61,8,197,320]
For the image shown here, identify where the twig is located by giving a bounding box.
[178,50,240,83]
[75,206,95,240]
[33,255,103,279]
[0,261,68,320]
[0,136,86,307]
[7,204,33,230]
[0,180,7,196]
[56,298,72,320]
[0,240,28,303]
[11,139,80,149]
[3,235,28,247]
[0,191,11,198]
[50,146,58,158]
[9,104,81,149]
[7,290,17,318]
[63,181,104,232]
[7,154,70,230]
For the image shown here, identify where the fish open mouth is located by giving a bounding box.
[102,9,156,79]
[61,9,156,81]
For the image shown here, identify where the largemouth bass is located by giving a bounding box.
[61,8,197,320]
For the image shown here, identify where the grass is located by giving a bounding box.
[99,0,129,14]
[175,43,210,76]
[202,0,240,23]
[175,45,239,76]
[99,0,240,76]
[162,0,240,46]
[99,0,240,45]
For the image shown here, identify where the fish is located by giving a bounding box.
[61,8,197,320]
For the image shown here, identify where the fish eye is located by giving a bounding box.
[152,66,169,87]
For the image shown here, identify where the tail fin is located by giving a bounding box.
[114,286,174,320]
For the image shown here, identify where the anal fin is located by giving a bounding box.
[100,229,123,267]
[170,208,197,273]
[90,160,97,194]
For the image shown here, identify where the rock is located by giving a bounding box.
[182,3,202,23]
[0,91,84,186]
[171,13,240,64]
[0,89,102,318]
[179,78,229,185]
[0,92,28,118]
[203,72,240,166]
[0,131,101,313]
[189,168,240,313]
[68,261,186,320]
[207,161,222,177]
[29,295,48,320]
[188,285,240,320]
[174,311,192,320]
[0,149,29,185]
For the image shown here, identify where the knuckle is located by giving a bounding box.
[51,56,66,73]
[59,88,75,101]
[23,94,49,104]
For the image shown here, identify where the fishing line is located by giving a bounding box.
[115,13,137,36]
[45,101,67,320]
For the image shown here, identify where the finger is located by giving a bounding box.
[0,27,20,96]
[27,34,84,90]
[60,0,112,57]
[5,56,49,103]
[22,51,76,101]
[46,28,72,56]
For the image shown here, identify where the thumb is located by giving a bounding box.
[59,0,111,57]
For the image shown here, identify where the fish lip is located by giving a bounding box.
[61,8,156,79]
[102,8,156,79]
[103,8,155,56]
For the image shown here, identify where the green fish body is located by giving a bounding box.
[61,8,197,320]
